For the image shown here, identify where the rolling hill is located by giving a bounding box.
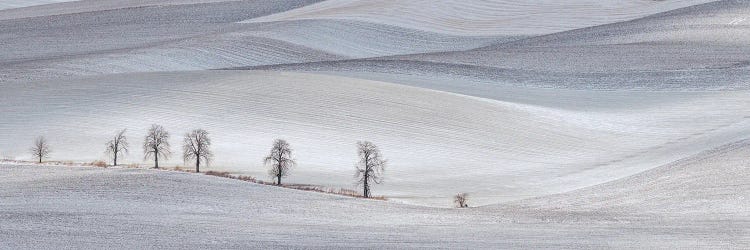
[0,0,747,210]
[1,0,748,247]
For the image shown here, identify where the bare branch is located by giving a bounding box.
[105,129,128,166]
[264,139,295,185]
[143,124,171,169]
[355,141,387,198]
[183,129,212,173]
[454,193,469,208]
[30,136,51,163]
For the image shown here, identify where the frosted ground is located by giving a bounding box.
[4,70,750,206]
[1,139,748,248]
[0,0,749,248]
[0,0,76,11]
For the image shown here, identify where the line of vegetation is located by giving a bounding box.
[202,170,387,200]
[20,124,419,203]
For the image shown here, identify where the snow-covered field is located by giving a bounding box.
[2,70,749,207]
[243,0,717,36]
[1,139,747,248]
[253,1,750,91]
[1,0,749,247]
[0,0,77,11]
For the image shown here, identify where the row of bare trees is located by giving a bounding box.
[141,125,213,172]
[262,139,387,198]
[29,125,389,198]
[29,125,211,173]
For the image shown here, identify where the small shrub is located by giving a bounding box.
[454,193,469,208]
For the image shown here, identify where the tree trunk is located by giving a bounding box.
[363,172,370,198]
[38,155,42,163]
[363,175,369,198]
[196,154,200,173]
[277,165,282,186]
[276,153,283,185]
[363,156,370,198]
[154,149,159,169]
[113,143,118,166]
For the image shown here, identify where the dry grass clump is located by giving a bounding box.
[205,171,259,183]
[277,184,386,200]
[204,171,232,178]
[90,160,108,168]
[200,171,385,200]
[234,175,257,182]
[172,165,196,172]
[10,158,387,201]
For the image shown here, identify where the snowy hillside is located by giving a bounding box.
[0,0,506,83]
[0,0,748,247]
[0,0,76,11]
[0,0,747,207]
[497,139,750,218]
[253,1,750,90]
[2,70,748,206]
[2,153,747,248]
[243,0,717,35]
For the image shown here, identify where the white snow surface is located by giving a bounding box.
[0,0,76,11]
[2,70,749,207]
[495,139,750,218]
[0,0,265,19]
[243,0,718,36]
[252,0,750,91]
[1,0,749,246]
[1,138,748,248]
[0,0,506,83]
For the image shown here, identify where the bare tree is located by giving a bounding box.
[183,129,212,173]
[30,136,51,163]
[355,141,387,198]
[143,124,171,169]
[454,193,469,208]
[105,129,129,166]
[264,139,295,185]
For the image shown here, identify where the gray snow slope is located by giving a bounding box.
[1,139,747,248]
[494,139,750,220]
[0,0,507,83]
[1,0,749,246]
[248,0,750,91]
[243,0,717,36]
[3,70,748,207]
[0,0,77,11]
